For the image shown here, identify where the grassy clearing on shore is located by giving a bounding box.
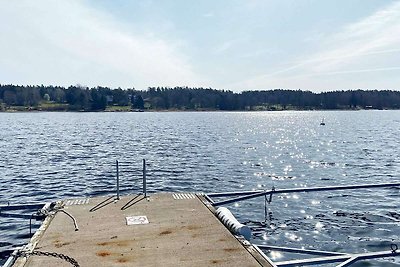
[105,105,132,112]
[38,102,70,111]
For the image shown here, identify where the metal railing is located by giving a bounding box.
[115,159,148,200]
[205,181,400,267]
[207,182,400,206]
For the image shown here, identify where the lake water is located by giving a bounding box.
[1,111,399,266]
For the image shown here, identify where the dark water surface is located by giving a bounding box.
[1,111,399,266]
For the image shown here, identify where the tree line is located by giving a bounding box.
[0,84,399,111]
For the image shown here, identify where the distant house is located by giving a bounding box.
[106,95,113,104]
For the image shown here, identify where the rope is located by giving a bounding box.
[17,204,80,266]
[57,209,79,231]
[264,186,275,222]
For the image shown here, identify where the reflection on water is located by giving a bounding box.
[1,111,400,266]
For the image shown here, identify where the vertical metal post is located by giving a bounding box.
[143,159,147,197]
[29,215,33,237]
[116,160,120,200]
[264,194,267,222]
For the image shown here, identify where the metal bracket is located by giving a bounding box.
[258,244,400,267]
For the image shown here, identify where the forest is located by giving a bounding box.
[0,84,400,111]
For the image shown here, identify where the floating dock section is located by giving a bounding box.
[11,193,274,267]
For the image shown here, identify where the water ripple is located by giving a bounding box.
[1,111,400,266]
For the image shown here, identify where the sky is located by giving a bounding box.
[1,0,400,92]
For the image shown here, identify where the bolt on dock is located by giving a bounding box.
[11,193,274,267]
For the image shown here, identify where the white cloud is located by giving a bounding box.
[0,0,204,89]
[231,1,400,91]
[309,1,400,72]
[214,39,237,54]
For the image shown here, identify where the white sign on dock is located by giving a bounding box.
[126,215,149,225]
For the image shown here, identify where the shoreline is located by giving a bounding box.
[0,108,396,113]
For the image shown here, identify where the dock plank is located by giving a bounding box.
[19,193,272,267]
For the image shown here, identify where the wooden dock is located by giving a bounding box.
[12,193,274,267]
